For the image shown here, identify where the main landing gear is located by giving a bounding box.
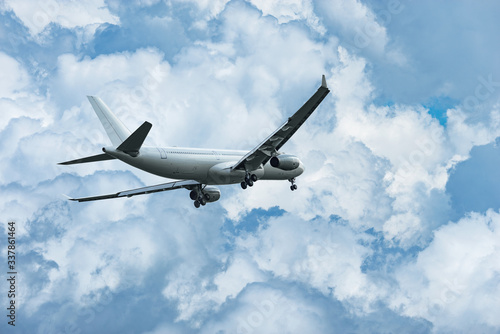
[190,187,208,208]
[289,178,298,191]
[241,173,258,189]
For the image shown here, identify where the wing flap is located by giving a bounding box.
[67,179,200,202]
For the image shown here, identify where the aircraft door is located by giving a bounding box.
[157,148,167,159]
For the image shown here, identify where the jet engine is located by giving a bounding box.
[270,154,301,170]
[203,186,221,202]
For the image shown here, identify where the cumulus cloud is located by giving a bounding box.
[2,0,119,37]
[0,52,31,99]
[1,1,500,333]
[359,0,500,110]
[316,0,392,56]
[249,0,326,34]
[162,252,266,325]
[201,284,332,334]
[446,105,500,156]
[392,210,500,333]
[222,45,454,250]
[235,214,383,310]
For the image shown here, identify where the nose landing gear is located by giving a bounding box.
[289,178,298,191]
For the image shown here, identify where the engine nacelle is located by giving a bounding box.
[270,154,301,171]
[203,186,221,202]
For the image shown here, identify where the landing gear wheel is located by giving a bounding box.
[199,197,207,206]
[241,181,247,189]
[190,190,198,200]
[247,179,254,187]
[293,184,298,190]
[289,178,297,191]
[194,200,200,208]
[250,174,258,182]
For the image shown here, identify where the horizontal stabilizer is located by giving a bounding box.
[58,153,116,165]
[116,121,152,156]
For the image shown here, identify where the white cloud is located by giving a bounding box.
[222,139,393,231]
[370,1,500,106]
[382,212,421,246]
[392,210,500,332]
[0,52,31,99]
[185,0,230,18]
[4,169,230,327]
[45,1,337,154]
[50,48,167,110]
[249,0,326,34]
[163,252,266,324]
[200,285,330,334]
[222,46,452,248]
[3,0,119,37]
[447,105,500,156]
[170,0,231,29]
[316,0,390,55]
[0,171,149,314]
[235,214,384,312]
[332,47,448,179]
[1,1,500,333]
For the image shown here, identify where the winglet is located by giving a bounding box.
[321,75,328,89]
[62,194,77,201]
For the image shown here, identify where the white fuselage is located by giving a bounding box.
[103,146,305,185]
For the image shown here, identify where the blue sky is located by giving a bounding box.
[1,0,500,333]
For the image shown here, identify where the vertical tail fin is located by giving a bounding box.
[87,96,131,147]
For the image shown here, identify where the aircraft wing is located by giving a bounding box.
[67,179,201,202]
[232,75,330,171]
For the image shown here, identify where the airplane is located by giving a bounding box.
[59,75,330,208]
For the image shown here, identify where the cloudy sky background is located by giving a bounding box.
[1,0,499,333]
